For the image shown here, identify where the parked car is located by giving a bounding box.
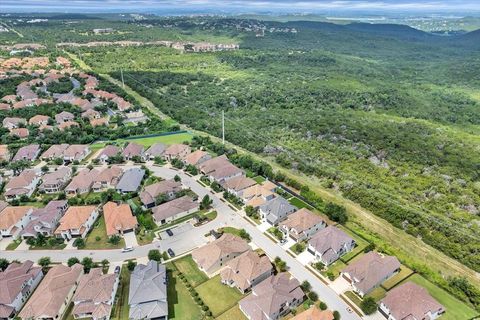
[114,266,121,274]
[122,246,134,252]
[166,229,173,236]
[168,248,175,257]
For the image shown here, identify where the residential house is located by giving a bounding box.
[290,307,334,320]
[259,197,297,226]
[18,264,83,320]
[192,233,250,276]
[96,145,121,164]
[81,109,101,120]
[341,251,401,297]
[92,166,123,192]
[0,201,7,214]
[72,268,119,320]
[139,179,182,209]
[379,281,445,320]
[10,128,29,139]
[0,261,43,319]
[55,111,75,124]
[145,143,166,160]
[54,206,99,240]
[163,143,191,161]
[41,144,69,161]
[242,182,276,208]
[39,166,72,193]
[279,208,326,242]
[90,118,109,127]
[112,96,131,112]
[103,202,138,237]
[221,176,257,197]
[21,200,68,238]
[65,169,98,196]
[0,206,33,239]
[307,226,355,266]
[199,155,230,174]
[183,149,211,167]
[209,162,244,184]
[12,144,41,162]
[239,273,304,320]
[116,168,145,194]
[58,120,79,131]
[129,261,168,320]
[122,143,145,161]
[2,117,26,130]
[220,250,273,293]
[4,170,40,201]
[152,196,199,225]
[0,145,11,161]
[63,145,90,162]
[28,115,50,126]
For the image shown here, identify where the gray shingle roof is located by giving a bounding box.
[116,168,145,193]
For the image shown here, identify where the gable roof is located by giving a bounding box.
[103,202,138,236]
[290,307,334,320]
[222,176,257,192]
[28,114,50,125]
[0,206,32,229]
[192,233,250,272]
[164,143,190,158]
[65,168,97,193]
[342,251,401,294]
[97,145,120,159]
[0,260,42,305]
[19,264,83,319]
[281,208,325,234]
[122,142,144,158]
[183,149,210,166]
[152,196,198,222]
[63,144,89,160]
[220,250,272,292]
[140,179,182,206]
[308,225,353,256]
[199,155,230,173]
[380,281,444,320]
[145,143,166,157]
[73,268,116,304]
[116,168,145,192]
[12,144,40,161]
[42,144,69,159]
[55,206,96,233]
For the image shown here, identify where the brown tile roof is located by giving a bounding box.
[42,144,69,159]
[103,202,138,236]
[97,145,121,159]
[239,273,304,320]
[220,250,272,292]
[243,184,275,200]
[58,120,79,131]
[280,208,325,235]
[210,163,243,181]
[90,117,109,127]
[55,206,97,234]
[164,143,191,158]
[199,155,230,173]
[0,260,42,305]
[290,307,334,320]
[2,117,26,128]
[183,150,210,166]
[73,268,116,314]
[93,166,123,186]
[192,233,250,273]
[19,264,83,319]
[10,128,29,138]
[0,206,33,230]
[122,142,144,158]
[140,179,182,206]
[380,281,444,320]
[342,251,401,294]
[63,144,89,160]
[65,169,98,193]
[152,196,198,222]
[5,170,38,191]
[28,114,50,125]
[222,176,256,192]
[12,144,40,161]
[0,103,10,111]
[55,111,74,124]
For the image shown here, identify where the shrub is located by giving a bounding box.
[333,310,341,320]
[360,297,377,315]
[319,301,328,310]
[307,291,318,301]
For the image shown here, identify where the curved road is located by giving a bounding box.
[1,164,361,320]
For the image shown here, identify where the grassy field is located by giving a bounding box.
[381,266,414,290]
[111,265,131,320]
[173,255,208,287]
[402,274,478,320]
[166,264,203,320]
[288,196,314,210]
[90,132,193,151]
[83,215,126,250]
[196,275,244,317]
[216,305,247,320]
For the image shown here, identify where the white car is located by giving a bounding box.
[121,246,134,252]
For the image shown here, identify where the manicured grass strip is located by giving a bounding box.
[158,211,203,231]
[366,286,387,302]
[30,243,67,250]
[5,240,22,251]
[253,176,266,184]
[111,265,131,320]
[320,259,347,280]
[288,196,314,210]
[337,226,370,263]
[173,255,208,288]
[216,305,247,320]
[381,266,414,290]
[83,215,126,250]
[344,291,363,309]
[196,275,244,317]
[402,274,478,320]
[166,267,203,320]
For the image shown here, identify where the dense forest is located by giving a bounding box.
[76,21,480,277]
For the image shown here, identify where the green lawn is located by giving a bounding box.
[119,132,193,147]
[135,227,156,245]
[5,240,22,251]
[218,227,244,238]
[253,176,266,184]
[381,266,414,290]
[83,215,126,250]
[290,242,306,255]
[320,259,347,280]
[30,243,67,250]
[216,305,247,320]
[166,265,203,320]
[204,211,218,221]
[62,302,75,320]
[366,286,387,302]
[196,275,244,317]
[344,291,363,309]
[288,197,313,210]
[402,274,478,320]
[173,255,208,287]
[337,227,370,263]
[111,265,131,320]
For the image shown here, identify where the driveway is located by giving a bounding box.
[64,240,76,250]
[331,276,351,294]
[297,250,315,266]
[16,240,29,250]
[0,238,13,250]
[257,221,271,233]
[124,231,138,248]
[281,237,295,250]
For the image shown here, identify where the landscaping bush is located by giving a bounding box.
[360,297,377,315]
[319,301,328,310]
[307,291,318,302]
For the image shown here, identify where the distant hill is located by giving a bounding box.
[344,22,434,40]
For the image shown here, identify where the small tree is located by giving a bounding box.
[81,257,94,273]
[333,310,341,320]
[174,174,181,182]
[127,260,136,271]
[319,301,328,310]
[307,291,318,302]
[38,257,51,271]
[108,235,121,245]
[148,249,162,262]
[41,165,49,173]
[360,297,377,315]
[73,238,85,248]
[245,205,257,217]
[300,280,311,293]
[239,229,251,241]
[0,258,9,271]
[199,195,213,210]
[67,257,80,267]
[101,259,109,269]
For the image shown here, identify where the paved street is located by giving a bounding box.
[0,164,360,320]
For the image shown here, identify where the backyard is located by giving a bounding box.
[83,215,126,250]
[196,275,245,318]
[91,132,193,150]
[173,255,209,287]
[166,263,203,320]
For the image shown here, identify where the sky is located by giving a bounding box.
[2,0,480,13]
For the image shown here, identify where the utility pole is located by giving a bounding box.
[120,69,125,89]
[222,110,225,145]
